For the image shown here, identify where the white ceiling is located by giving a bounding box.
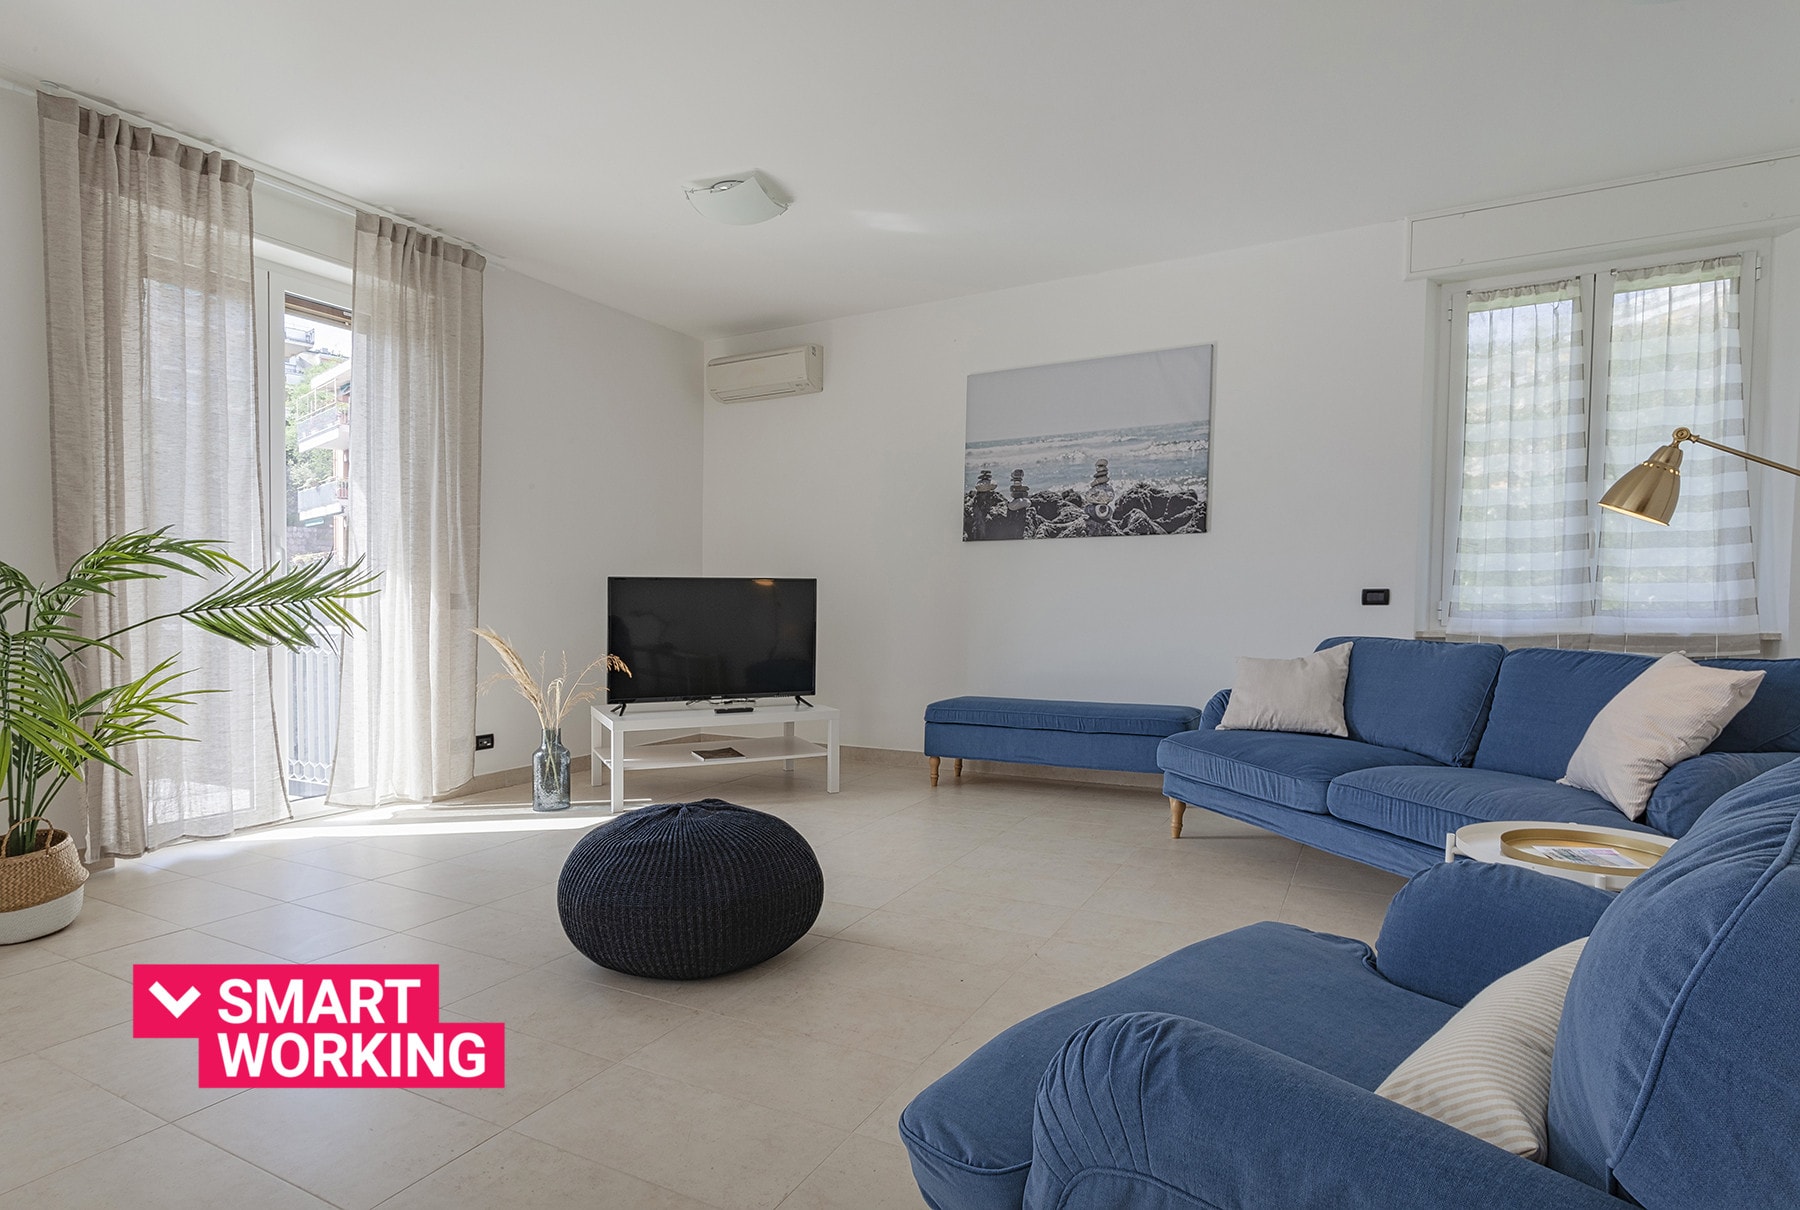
[3,0,1798,338]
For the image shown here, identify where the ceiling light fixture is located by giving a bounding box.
[683,172,788,226]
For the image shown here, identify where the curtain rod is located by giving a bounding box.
[10,74,494,260]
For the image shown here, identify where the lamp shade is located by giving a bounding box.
[1598,441,1683,525]
[684,174,787,225]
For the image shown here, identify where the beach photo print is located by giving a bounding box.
[962,344,1213,541]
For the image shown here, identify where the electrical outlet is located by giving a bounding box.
[474,733,495,751]
[1361,588,1391,606]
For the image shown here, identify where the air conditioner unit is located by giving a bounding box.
[706,345,824,402]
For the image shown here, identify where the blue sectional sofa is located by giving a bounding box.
[901,757,1800,1209]
[1160,636,1800,874]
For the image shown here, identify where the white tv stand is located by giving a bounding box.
[589,701,840,814]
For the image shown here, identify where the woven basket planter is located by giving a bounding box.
[558,799,823,980]
[0,820,89,944]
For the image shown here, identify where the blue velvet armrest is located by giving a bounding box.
[1645,750,1797,838]
[1026,1013,1626,1210]
[1198,689,1230,730]
[1375,861,1613,1007]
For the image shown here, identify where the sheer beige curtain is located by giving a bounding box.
[330,213,484,805]
[37,93,285,856]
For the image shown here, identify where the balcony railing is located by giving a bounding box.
[297,480,348,520]
[295,403,350,451]
[287,638,340,798]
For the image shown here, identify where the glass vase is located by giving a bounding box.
[533,726,572,812]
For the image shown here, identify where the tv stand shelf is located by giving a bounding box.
[589,702,840,813]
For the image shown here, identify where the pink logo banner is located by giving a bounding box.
[133,964,505,1089]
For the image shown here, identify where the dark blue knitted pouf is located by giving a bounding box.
[557,799,823,980]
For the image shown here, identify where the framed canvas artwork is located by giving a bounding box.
[963,344,1213,541]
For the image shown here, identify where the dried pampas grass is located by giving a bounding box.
[473,627,630,729]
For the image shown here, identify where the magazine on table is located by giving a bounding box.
[1525,844,1644,868]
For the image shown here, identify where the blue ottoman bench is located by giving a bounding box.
[924,696,1202,799]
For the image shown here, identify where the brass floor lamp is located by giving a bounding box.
[1599,427,1800,524]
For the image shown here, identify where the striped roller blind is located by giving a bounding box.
[1597,257,1758,653]
[1447,280,1593,638]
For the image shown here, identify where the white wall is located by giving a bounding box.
[0,89,53,584]
[475,266,702,774]
[701,224,1433,751]
[0,88,70,836]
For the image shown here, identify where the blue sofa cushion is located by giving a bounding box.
[1548,759,1800,1204]
[1159,728,1438,814]
[1328,766,1662,848]
[923,721,1167,774]
[1376,861,1615,1009]
[1317,637,1506,766]
[1028,1013,1629,1210]
[1642,751,1797,838]
[1474,649,1800,781]
[899,922,1456,1210]
[1475,651,1655,780]
[922,696,1201,737]
[1709,655,1800,752]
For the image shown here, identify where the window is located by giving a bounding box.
[281,291,354,799]
[1438,251,1761,654]
[257,265,355,801]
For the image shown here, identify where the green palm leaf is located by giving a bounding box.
[80,656,208,758]
[0,563,37,616]
[179,558,378,650]
[3,532,380,852]
[0,628,95,776]
[37,528,242,628]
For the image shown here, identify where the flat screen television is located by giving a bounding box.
[606,577,817,706]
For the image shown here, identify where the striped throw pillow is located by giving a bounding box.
[1376,938,1587,1162]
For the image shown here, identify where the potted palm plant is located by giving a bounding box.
[0,529,376,942]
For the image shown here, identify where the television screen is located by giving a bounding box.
[606,577,818,705]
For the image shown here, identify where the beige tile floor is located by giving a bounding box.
[0,756,1404,1209]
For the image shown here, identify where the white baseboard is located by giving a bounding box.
[445,754,593,800]
[839,745,924,769]
[447,745,1159,796]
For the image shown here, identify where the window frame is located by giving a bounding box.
[1426,238,1774,642]
[256,260,354,800]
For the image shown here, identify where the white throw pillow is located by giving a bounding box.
[1377,938,1587,1163]
[1559,653,1764,820]
[1216,643,1352,737]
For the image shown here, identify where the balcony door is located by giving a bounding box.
[260,266,353,801]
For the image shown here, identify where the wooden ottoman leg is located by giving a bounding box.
[1169,797,1187,839]
[954,759,963,778]
[930,756,940,786]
